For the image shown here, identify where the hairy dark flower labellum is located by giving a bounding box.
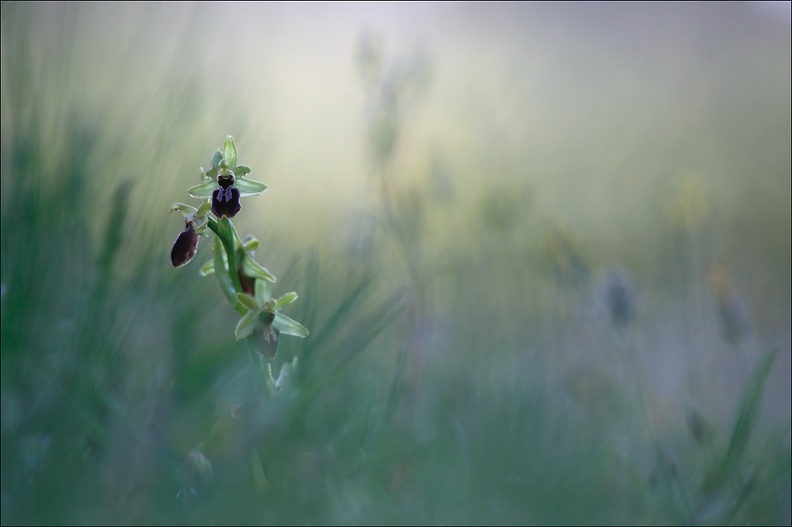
[255,323,280,359]
[212,178,241,218]
[171,223,199,268]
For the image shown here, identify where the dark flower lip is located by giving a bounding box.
[255,325,280,359]
[171,223,200,268]
[212,185,241,218]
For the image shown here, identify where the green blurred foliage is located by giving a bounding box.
[1,2,790,525]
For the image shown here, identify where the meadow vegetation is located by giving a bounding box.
[1,3,789,524]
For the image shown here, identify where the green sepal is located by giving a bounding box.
[189,179,220,199]
[197,202,212,216]
[224,136,238,169]
[235,311,258,340]
[199,260,215,277]
[272,292,298,311]
[171,203,197,215]
[234,178,268,197]
[255,279,272,304]
[242,255,276,283]
[236,292,260,312]
[173,202,208,231]
[272,312,309,338]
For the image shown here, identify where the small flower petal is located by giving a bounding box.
[211,149,223,170]
[234,165,252,176]
[242,235,260,252]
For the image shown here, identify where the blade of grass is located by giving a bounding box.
[309,274,375,347]
[311,288,406,394]
[701,346,781,493]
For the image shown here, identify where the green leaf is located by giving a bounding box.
[236,292,260,312]
[235,312,258,339]
[234,178,268,197]
[272,292,298,311]
[224,136,238,169]
[199,260,215,277]
[272,312,309,338]
[188,180,220,199]
[235,165,252,176]
[213,236,243,314]
[217,217,243,294]
[216,215,235,244]
[242,255,276,283]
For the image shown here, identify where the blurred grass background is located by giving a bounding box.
[1,2,790,524]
